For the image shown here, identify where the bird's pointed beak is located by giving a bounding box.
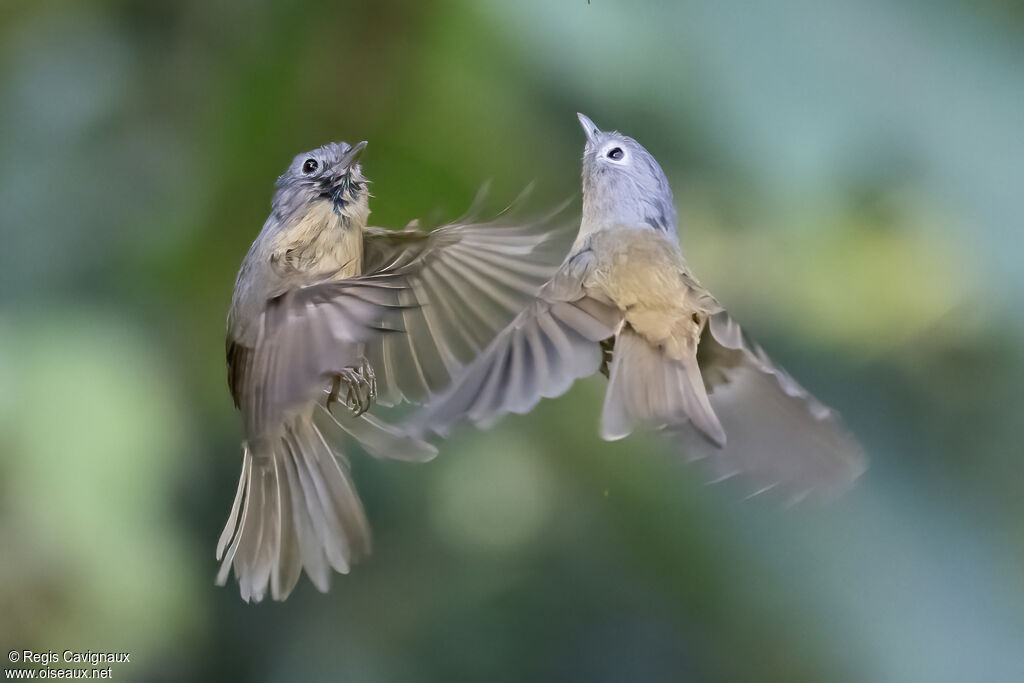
[577,112,600,144]
[340,140,368,167]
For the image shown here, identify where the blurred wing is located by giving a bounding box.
[411,274,620,438]
[230,274,407,439]
[226,338,253,409]
[672,312,866,501]
[361,197,576,405]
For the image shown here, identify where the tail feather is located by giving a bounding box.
[292,425,357,572]
[601,327,725,445]
[216,451,249,561]
[215,449,279,602]
[235,463,269,598]
[271,450,302,598]
[215,414,370,602]
[279,437,328,592]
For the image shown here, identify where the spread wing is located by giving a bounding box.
[411,295,619,437]
[360,197,576,405]
[672,312,867,501]
[227,274,408,439]
[410,248,621,437]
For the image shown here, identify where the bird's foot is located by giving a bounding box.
[329,359,377,417]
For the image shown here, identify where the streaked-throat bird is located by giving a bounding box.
[220,141,568,601]
[412,114,866,500]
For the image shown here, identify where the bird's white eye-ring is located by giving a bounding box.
[302,158,319,174]
[606,147,624,161]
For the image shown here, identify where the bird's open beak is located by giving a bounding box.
[577,112,601,144]
[339,140,368,167]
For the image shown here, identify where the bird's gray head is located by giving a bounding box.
[271,141,370,223]
[576,113,677,241]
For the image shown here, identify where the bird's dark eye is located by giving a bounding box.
[607,147,624,161]
[302,158,318,174]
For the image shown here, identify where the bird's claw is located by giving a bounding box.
[328,359,377,417]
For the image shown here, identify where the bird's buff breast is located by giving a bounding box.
[584,226,709,355]
[586,226,688,310]
[270,200,364,279]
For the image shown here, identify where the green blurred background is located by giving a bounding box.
[2,0,1023,680]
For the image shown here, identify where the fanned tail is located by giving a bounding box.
[215,413,370,602]
[601,326,726,446]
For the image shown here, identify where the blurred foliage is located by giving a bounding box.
[2,0,1024,681]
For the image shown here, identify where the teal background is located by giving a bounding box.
[2,1,1023,680]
